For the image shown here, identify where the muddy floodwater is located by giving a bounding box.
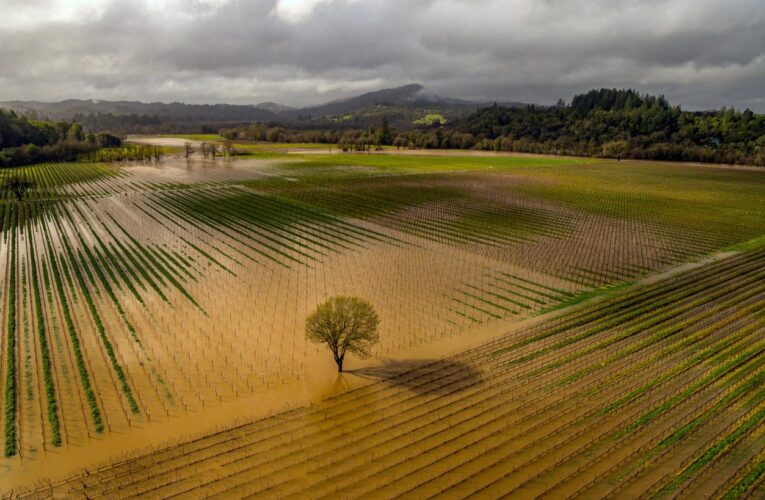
[3,147,765,495]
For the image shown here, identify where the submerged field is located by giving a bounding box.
[2,145,765,495]
[17,247,765,498]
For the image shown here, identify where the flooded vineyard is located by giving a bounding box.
[2,151,765,493]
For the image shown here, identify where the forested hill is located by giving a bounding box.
[444,89,765,165]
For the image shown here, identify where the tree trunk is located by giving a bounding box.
[334,353,345,373]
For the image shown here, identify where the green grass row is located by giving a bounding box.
[4,208,18,456]
[41,221,104,432]
[27,221,62,447]
[48,206,140,414]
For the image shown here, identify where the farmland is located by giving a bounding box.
[15,246,765,498]
[2,144,765,495]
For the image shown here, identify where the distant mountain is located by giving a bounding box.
[281,84,508,125]
[284,84,428,118]
[0,84,525,132]
[0,99,279,123]
[254,101,294,113]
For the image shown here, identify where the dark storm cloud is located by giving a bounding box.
[0,0,763,110]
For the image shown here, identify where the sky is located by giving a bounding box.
[1,0,764,111]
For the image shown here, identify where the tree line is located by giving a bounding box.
[0,109,123,167]
[221,89,765,166]
[438,89,765,165]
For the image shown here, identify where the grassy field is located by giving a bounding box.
[2,144,765,495]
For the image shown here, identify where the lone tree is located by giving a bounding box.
[306,296,380,372]
[4,175,35,202]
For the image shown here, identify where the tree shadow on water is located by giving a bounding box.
[347,359,483,396]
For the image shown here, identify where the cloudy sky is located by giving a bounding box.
[1,0,764,110]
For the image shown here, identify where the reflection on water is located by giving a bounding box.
[121,156,277,185]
